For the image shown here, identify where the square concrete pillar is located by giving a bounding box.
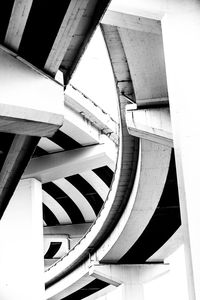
[161,3,200,299]
[0,179,45,299]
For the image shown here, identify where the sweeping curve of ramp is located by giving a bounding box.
[45,70,140,289]
[45,11,181,300]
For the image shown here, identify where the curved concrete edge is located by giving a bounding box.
[44,133,128,298]
[45,79,139,292]
[45,18,171,298]
[95,139,171,262]
[45,16,139,293]
[46,259,169,299]
[44,115,132,283]
[44,139,171,299]
[0,46,64,137]
[45,101,138,290]
[45,260,94,300]
[44,124,121,285]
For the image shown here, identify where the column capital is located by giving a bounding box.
[88,263,169,286]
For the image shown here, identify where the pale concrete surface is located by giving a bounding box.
[0,46,64,136]
[23,144,115,183]
[126,104,172,147]
[96,139,171,262]
[65,85,118,144]
[162,3,200,299]
[0,179,44,300]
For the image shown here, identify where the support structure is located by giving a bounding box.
[0,46,64,137]
[0,179,44,300]
[126,104,172,147]
[23,144,115,183]
[161,3,200,299]
[0,44,64,219]
[1,1,200,300]
[89,263,169,300]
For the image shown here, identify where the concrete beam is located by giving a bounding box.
[0,103,63,137]
[0,135,39,219]
[0,46,64,137]
[102,10,162,34]
[23,144,114,183]
[44,0,110,80]
[88,263,170,300]
[65,85,118,144]
[44,235,76,255]
[46,18,140,290]
[122,95,169,108]
[89,264,122,287]
[119,28,168,105]
[126,104,172,147]
[44,0,92,75]
[5,0,33,51]
[44,223,92,237]
[46,259,169,300]
[61,106,105,146]
[89,263,169,285]
[101,11,168,106]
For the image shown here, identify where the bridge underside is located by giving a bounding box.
[0,1,199,300]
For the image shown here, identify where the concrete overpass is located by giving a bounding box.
[0,1,199,300]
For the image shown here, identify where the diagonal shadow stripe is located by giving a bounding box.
[44,242,62,259]
[43,203,59,226]
[62,279,109,300]
[119,150,181,263]
[33,146,48,157]
[49,130,82,151]
[43,182,85,224]
[18,0,70,68]
[0,0,15,42]
[66,175,104,216]
[92,166,113,187]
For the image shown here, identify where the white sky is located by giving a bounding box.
[70,27,118,121]
[70,0,142,121]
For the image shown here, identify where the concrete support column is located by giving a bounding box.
[0,178,45,299]
[89,263,169,300]
[161,2,200,299]
[120,282,144,300]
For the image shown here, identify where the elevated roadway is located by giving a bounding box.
[44,10,181,300]
[0,1,199,300]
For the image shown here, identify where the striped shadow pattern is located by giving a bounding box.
[37,130,114,259]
